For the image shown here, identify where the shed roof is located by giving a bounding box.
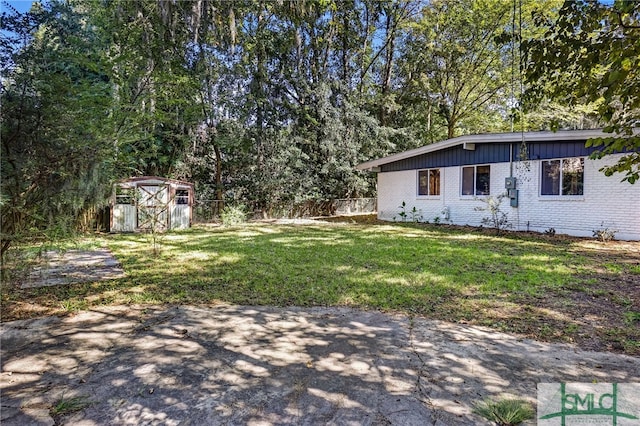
[116,176,193,189]
[356,129,612,171]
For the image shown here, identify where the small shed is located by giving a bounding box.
[111,176,193,232]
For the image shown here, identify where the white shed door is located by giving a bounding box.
[170,189,190,230]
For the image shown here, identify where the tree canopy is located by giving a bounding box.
[1,1,115,253]
[523,0,640,183]
[397,0,513,140]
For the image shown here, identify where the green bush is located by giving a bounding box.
[221,205,247,226]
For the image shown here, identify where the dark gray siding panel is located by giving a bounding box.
[381,143,512,172]
[521,140,600,160]
[379,140,608,172]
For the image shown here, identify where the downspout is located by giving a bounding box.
[442,170,446,217]
[509,142,513,177]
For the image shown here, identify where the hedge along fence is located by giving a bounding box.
[193,198,377,222]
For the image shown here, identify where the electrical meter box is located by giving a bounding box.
[505,177,517,189]
[509,190,519,207]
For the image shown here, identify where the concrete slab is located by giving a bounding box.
[21,249,125,289]
[1,305,638,425]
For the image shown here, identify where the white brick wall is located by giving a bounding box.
[377,153,640,240]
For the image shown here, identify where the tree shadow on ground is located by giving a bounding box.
[2,305,639,425]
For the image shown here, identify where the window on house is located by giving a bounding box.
[115,187,134,205]
[418,169,441,196]
[461,165,490,196]
[176,189,189,205]
[541,158,584,196]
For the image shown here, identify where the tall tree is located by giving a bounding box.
[397,0,513,141]
[7,0,544,244]
[523,0,640,183]
[1,1,115,254]
[98,0,202,177]
[175,1,245,204]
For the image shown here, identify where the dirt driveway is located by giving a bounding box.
[1,304,639,425]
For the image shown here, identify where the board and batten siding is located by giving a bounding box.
[379,140,606,173]
[377,153,640,241]
[112,204,136,232]
[380,143,511,172]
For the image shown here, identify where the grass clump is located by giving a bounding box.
[473,398,534,425]
[624,311,640,325]
[50,395,92,416]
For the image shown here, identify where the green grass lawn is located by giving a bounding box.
[3,220,639,354]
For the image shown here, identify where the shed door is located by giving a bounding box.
[170,189,191,230]
[137,185,169,231]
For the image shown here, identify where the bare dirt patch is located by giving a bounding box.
[21,248,125,289]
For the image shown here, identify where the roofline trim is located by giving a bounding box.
[116,176,194,188]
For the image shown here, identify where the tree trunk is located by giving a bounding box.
[213,143,223,203]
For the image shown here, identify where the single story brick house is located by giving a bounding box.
[357,129,639,240]
[111,176,193,232]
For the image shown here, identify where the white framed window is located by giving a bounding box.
[461,165,490,196]
[541,157,584,196]
[115,187,134,205]
[175,189,190,205]
[418,169,441,196]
